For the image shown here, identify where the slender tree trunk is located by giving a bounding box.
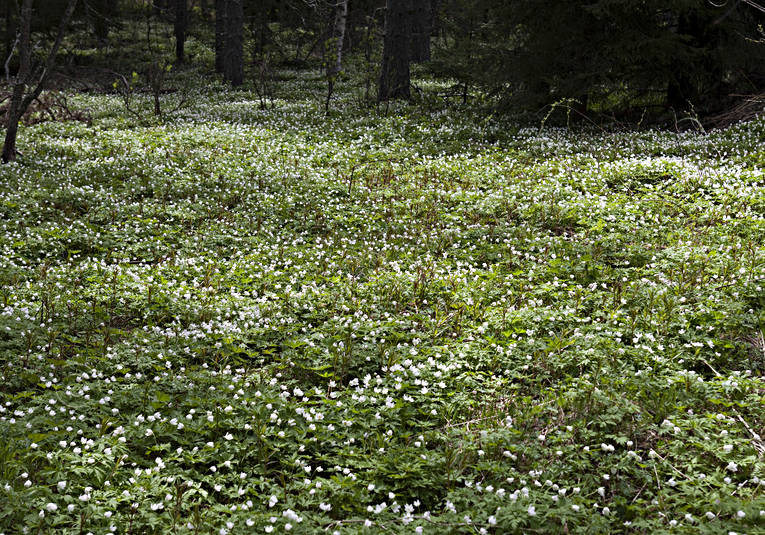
[214,0,225,73]
[3,83,26,163]
[3,0,32,164]
[379,0,411,101]
[3,0,17,69]
[329,0,349,77]
[92,0,111,44]
[223,0,243,86]
[174,0,186,63]
[409,0,430,63]
[325,0,349,112]
[430,0,440,40]
[2,0,78,163]
[200,0,209,20]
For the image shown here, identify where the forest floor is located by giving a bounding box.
[0,68,764,534]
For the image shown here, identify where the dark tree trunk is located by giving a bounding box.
[223,0,243,86]
[667,13,697,111]
[3,0,32,164]
[3,0,78,163]
[379,0,411,101]
[409,0,430,63]
[214,0,225,73]
[3,83,25,164]
[666,11,721,112]
[200,0,209,20]
[667,76,692,112]
[3,0,17,68]
[430,0,440,40]
[174,0,186,63]
[92,0,114,44]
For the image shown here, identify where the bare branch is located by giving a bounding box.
[4,34,20,84]
[21,0,79,112]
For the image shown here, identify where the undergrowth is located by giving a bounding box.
[0,64,764,534]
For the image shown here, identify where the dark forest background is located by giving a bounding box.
[2,0,764,156]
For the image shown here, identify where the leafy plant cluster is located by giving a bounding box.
[0,69,763,534]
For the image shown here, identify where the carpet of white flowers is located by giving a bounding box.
[0,74,764,534]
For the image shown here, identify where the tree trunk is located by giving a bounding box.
[2,0,78,163]
[223,0,243,86]
[430,0,440,40]
[174,0,186,63]
[409,0,430,63]
[325,0,349,111]
[3,0,17,70]
[92,0,112,44]
[3,0,32,164]
[379,0,411,101]
[329,0,349,77]
[214,0,225,73]
[200,0,209,20]
[3,84,25,164]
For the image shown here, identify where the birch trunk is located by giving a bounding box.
[329,0,349,77]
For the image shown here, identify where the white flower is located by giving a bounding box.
[723,444,733,453]
[527,506,536,516]
[726,461,738,472]
[268,495,278,508]
[57,481,67,490]
[45,503,58,512]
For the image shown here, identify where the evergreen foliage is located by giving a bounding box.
[432,0,765,116]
